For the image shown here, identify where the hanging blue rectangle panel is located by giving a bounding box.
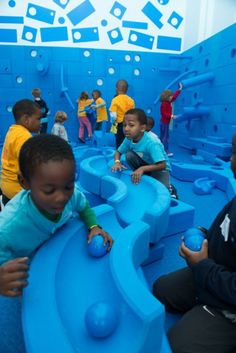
[0,16,24,24]
[128,30,154,50]
[26,3,55,25]
[67,0,95,26]
[157,36,182,51]
[0,29,17,42]
[72,27,99,43]
[142,2,163,29]
[53,0,70,9]
[40,27,68,42]
[122,21,148,30]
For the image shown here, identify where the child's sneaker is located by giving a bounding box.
[169,184,179,199]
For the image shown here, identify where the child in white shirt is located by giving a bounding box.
[51,111,68,141]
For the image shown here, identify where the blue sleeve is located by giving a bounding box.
[118,138,130,154]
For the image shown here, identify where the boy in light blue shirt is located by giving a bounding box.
[111,108,170,189]
[0,134,113,270]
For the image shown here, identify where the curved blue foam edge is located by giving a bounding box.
[73,146,101,178]
[193,177,216,195]
[22,204,169,352]
[100,171,170,244]
[110,220,169,352]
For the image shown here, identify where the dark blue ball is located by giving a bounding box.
[184,227,204,240]
[88,235,109,258]
[185,235,204,252]
[85,301,118,338]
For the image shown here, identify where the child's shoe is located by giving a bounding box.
[79,138,85,144]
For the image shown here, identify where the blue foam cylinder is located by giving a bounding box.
[181,72,214,88]
[183,106,210,116]
[85,301,118,338]
[87,234,109,258]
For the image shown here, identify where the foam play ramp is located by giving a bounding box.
[22,204,171,353]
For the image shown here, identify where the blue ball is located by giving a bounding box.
[85,301,118,338]
[88,235,109,258]
[185,235,204,252]
[184,227,204,240]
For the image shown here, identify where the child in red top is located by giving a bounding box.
[160,82,182,157]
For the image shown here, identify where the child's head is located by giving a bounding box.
[116,80,128,94]
[32,88,41,99]
[92,90,101,100]
[160,89,173,102]
[146,116,155,132]
[231,134,236,178]
[80,91,89,100]
[13,99,41,133]
[123,108,147,142]
[55,111,67,123]
[19,134,75,215]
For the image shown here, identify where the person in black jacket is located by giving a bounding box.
[153,133,236,353]
[32,88,49,134]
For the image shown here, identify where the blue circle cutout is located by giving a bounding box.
[58,17,65,24]
[101,19,108,27]
[157,0,169,4]
[8,0,16,7]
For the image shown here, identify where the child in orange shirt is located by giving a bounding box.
[0,99,41,205]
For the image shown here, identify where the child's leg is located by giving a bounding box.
[115,123,125,149]
[168,305,236,353]
[153,267,197,313]
[78,117,85,139]
[150,170,170,189]
[160,122,169,152]
[83,117,92,137]
[125,150,147,170]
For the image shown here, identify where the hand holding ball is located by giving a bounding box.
[88,235,109,258]
[184,228,205,252]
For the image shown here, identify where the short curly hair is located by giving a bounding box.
[19,134,74,180]
[160,89,173,102]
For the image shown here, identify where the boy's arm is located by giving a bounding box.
[79,200,113,250]
[131,161,166,184]
[0,257,29,297]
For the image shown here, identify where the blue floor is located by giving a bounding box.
[0,142,231,353]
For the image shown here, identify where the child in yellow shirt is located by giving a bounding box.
[91,90,108,130]
[0,99,41,205]
[77,91,93,143]
[109,80,135,148]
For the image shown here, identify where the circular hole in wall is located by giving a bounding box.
[182,97,185,103]
[108,67,115,75]
[111,30,119,39]
[213,125,218,133]
[83,50,91,57]
[224,107,228,112]
[185,67,189,72]
[199,45,203,53]
[146,108,152,114]
[134,55,141,62]
[73,31,81,40]
[6,105,12,112]
[30,49,37,57]
[16,76,23,84]
[194,92,198,99]
[4,67,9,72]
[28,6,37,16]
[205,59,209,67]
[97,79,103,86]
[231,48,236,58]
[134,69,140,76]
[114,8,121,17]
[124,54,131,62]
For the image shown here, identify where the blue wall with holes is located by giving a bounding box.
[0,21,236,151]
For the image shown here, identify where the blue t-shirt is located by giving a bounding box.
[0,185,90,264]
[118,131,171,171]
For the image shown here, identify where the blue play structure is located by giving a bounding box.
[1,3,236,353]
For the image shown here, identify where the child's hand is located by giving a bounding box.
[88,226,113,251]
[111,162,127,172]
[0,257,29,297]
[131,167,144,184]
[179,82,183,90]
[179,239,208,267]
